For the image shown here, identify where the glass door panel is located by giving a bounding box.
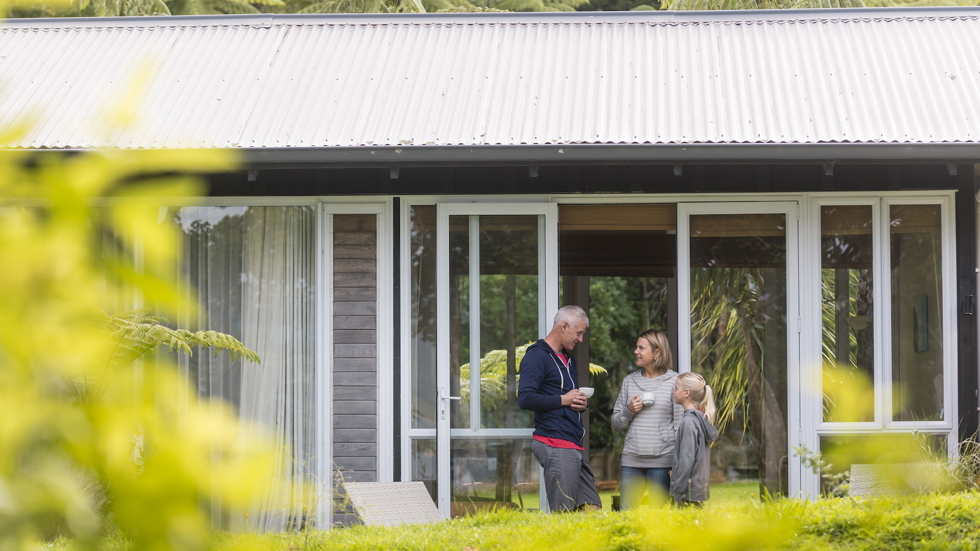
[436,204,557,518]
[447,214,540,515]
[820,205,876,423]
[409,205,438,500]
[889,204,945,422]
[449,215,539,432]
[680,204,798,499]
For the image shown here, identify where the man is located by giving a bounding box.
[518,305,601,512]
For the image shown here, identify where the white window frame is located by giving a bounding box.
[808,197,885,433]
[880,196,957,435]
[399,197,558,517]
[807,193,958,453]
[400,197,560,463]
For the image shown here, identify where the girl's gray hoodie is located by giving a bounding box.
[669,409,719,504]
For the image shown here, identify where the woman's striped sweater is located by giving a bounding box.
[611,370,685,468]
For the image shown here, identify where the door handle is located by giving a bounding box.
[439,387,460,420]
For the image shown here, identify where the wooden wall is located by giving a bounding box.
[332,214,378,526]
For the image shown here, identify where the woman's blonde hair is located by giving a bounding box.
[676,372,717,425]
[638,329,672,373]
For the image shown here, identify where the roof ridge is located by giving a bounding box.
[3,7,980,30]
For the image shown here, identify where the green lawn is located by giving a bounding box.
[48,491,980,550]
[460,480,760,512]
[211,491,980,551]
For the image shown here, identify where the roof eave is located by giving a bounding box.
[238,143,980,169]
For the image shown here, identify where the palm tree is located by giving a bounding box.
[168,0,285,14]
[78,0,170,15]
[690,265,788,497]
[76,0,285,16]
[297,0,423,13]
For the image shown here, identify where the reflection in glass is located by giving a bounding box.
[821,206,875,423]
[413,438,438,502]
[450,438,538,516]
[890,205,944,422]
[411,206,438,430]
[819,434,947,496]
[689,214,788,497]
[449,216,539,431]
[477,216,539,430]
[449,215,471,428]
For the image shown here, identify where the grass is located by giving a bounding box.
[51,491,980,550]
[458,480,760,511]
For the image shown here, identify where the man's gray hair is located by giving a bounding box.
[553,305,589,330]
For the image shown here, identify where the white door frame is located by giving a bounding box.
[435,202,558,518]
[676,201,803,498]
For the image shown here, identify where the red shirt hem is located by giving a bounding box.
[533,434,584,451]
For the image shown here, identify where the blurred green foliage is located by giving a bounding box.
[0,120,279,549]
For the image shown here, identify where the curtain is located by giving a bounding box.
[174,205,316,531]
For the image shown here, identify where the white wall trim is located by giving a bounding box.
[435,203,451,518]
[315,205,333,529]
[377,200,395,482]
[399,199,415,482]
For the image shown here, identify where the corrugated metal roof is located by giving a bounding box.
[3,9,980,151]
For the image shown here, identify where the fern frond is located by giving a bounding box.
[88,307,261,390]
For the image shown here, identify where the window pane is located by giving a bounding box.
[410,206,438,430]
[448,215,538,431]
[821,206,874,423]
[890,204,944,422]
[450,437,538,516]
[477,216,538,430]
[412,438,437,502]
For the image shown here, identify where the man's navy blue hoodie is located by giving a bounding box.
[517,339,585,447]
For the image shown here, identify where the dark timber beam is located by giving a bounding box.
[956,164,979,443]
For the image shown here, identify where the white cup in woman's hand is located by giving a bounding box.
[641,391,655,407]
[579,387,594,399]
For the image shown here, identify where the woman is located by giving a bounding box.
[611,329,684,509]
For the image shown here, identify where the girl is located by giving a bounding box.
[670,372,719,507]
[611,329,684,508]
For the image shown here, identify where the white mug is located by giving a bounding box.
[641,391,655,407]
[579,386,594,399]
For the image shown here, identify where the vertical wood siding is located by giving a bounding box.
[332,214,378,526]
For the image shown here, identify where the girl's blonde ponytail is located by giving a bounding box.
[701,384,717,426]
[676,372,717,426]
